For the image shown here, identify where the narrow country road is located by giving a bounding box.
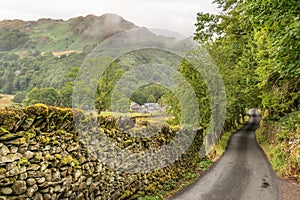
[169,108,282,200]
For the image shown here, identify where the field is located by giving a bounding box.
[52,50,82,57]
[0,97,172,127]
[0,94,14,108]
[102,111,172,127]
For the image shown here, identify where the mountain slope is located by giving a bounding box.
[0,13,138,52]
[0,14,198,107]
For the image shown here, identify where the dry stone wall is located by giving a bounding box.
[0,104,203,199]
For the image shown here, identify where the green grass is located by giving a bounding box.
[101,111,150,118]
[256,128,287,176]
[197,159,213,170]
[255,128,270,150]
[101,111,173,127]
[137,158,214,200]
[28,20,85,51]
[0,93,15,108]
[256,126,297,176]
[138,195,164,200]
[212,124,244,158]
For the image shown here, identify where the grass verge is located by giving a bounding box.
[256,127,289,177]
[137,159,213,200]
[256,111,300,182]
[0,93,15,108]
[210,123,245,160]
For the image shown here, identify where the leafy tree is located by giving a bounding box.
[12,92,26,103]
[0,28,29,51]
[243,0,300,117]
[59,82,74,107]
[130,84,168,105]
[130,91,145,105]
[194,0,299,124]
[23,87,59,106]
[2,70,15,94]
[194,0,260,129]
[95,61,123,113]
[147,94,156,103]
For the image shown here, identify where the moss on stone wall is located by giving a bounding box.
[0,104,204,199]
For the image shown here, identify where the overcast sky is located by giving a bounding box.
[0,0,220,36]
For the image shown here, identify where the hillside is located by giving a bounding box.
[0,13,138,52]
[0,18,196,108]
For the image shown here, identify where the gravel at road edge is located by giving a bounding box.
[280,178,300,200]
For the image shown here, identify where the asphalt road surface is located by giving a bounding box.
[169,109,282,200]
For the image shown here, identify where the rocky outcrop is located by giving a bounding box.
[0,104,203,199]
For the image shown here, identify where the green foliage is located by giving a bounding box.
[12,91,26,103]
[244,0,300,117]
[92,58,123,113]
[147,94,156,103]
[0,51,83,96]
[59,82,74,107]
[131,84,167,105]
[280,111,300,131]
[162,179,176,191]
[0,28,29,51]
[2,70,15,94]
[138,195,163,200]
[194,12,220,43]
[269,145,287,175]
[183,172,199,180]
[193,2,299,183]
[194,0,299,128]
[23,87,59,106]
[75,48,187,114]
[257,111,300,179]
[197,159,213,171]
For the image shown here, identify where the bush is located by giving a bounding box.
[12,92,26,103]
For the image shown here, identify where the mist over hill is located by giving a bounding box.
[0,13,197,110]
[0,13,138,52]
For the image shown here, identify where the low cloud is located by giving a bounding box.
[0,0,220,36]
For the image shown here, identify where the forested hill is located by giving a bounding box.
[0,13,137,52]
[0,18,196,110]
